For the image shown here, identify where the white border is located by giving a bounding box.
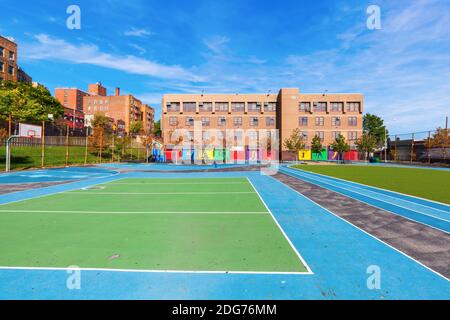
[267,174,450,282]
[0,176,312,276]
[246,177,313,275]
[288,166,450,208]
[281,168,450,234]
[290,168,450,215]
[0,266,307,275]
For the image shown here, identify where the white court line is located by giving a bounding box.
[281,168,450,234]
[288,167,450,215]
[104,182,249,185]
[246,177,313,275]
[69,192,255,195]
[0,266,310,275]
[288,166,450,209]
[0,209,267,215]
[282,168,450,224]
[267,174,449,282]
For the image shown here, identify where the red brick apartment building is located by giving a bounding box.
[54,87,88,131]
[55,83,155,136]
[0,35,32,83]
[83,83,154,135]
[162,88,363,160]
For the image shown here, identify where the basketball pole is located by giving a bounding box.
[5,135,19,172]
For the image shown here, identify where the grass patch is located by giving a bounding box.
[291,165,450,204]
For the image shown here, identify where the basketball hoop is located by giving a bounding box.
[18,123,42,139]
[27,130,37,138]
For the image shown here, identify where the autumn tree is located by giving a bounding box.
[355,133,378,161]
[283,128,306,157]
[330,134,350,163]
[89,113,111,160]
[429,127,450,161]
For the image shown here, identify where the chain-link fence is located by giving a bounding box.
[1,122,149,171]
[387,129,450,165]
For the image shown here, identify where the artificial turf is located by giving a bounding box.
[290,165,450,204]
[0,178,307,273]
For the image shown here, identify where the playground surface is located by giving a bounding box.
[0,163,449,299]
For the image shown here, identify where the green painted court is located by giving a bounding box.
[0,177,308,273]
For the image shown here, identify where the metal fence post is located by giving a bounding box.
[65,125,69,166]
[41,121,45,168]
[84,128,88,165]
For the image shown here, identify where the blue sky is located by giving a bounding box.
[1,0,449,134]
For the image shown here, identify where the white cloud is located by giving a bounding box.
[129,43,147,55]
[124,28,153,37]
[203,36,229,55]
[21,34,202,82]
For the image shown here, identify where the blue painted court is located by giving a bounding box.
[0,164,449,299]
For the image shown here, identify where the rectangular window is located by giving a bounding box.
[202,131,211,141]
[348,131,358,141]
[218,117,226,126]
[9,51,14,60]
[234,117,243,126]
[331,117,341,126]
[315,117,324,126]
[348,117,358,126]
[313,102,327,112]
[166,102,180,112]
[0,46,4,57]
[266,117,275,126]
[300,131,308,141]
[248,131,258,140]
[299,117,308,126]
[215,102,229,112]
[264,102,277,112]
[299,102,311,112]
[332,131,341,140]
[0,62,4,72]
[232,102,245,112]
[169,117,178,126]
[183,102,196,112]
[250,117,259,126]
[316,131,324,141]
[330,102,343,112]
[8,66,14,75]
[185,117,194,126]
[248,102,261,112]
[199,102,212,112]
[201,117,210,126]
[347,102,360,112]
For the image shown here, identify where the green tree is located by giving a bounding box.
[129,120,143,136]
[355,133,377,161]
[153,119,161,137]
[363,114,388,147]
[283,128,305,159]
[330,134,350,162]
[311,134,323,156]
[0,81,63,123]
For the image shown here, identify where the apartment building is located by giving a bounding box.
[0,35,17,82]
[0,35,32,84]
[162,88,363,160]
[83,83,155,135]
[54,87,89,131]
